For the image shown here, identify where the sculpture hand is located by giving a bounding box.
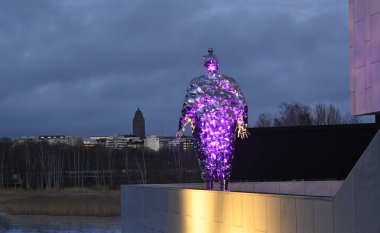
[176,129,184,140]
[237,127,250,139]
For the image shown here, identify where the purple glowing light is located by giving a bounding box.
[205,61,218,72]
[177,48,248,191]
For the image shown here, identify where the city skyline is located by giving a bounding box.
[4,108,191,140]
[0,0,373,138]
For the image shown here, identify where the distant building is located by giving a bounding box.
[83,135,143,149]
[168,138,180,148]
[89,136,108,145]
[39,135,66,144]
[158,136,173,148]
[106,135,139,149]
[133,108,145,139]
[142,136,194,151]
[126,140,144,149]
[181,137,194,151]
[65,137,82,146]
[83,138,98,147]
[106,135,127,149]
[168,136,194,151]
[144,135,160,151]
[38,135,82,146]
[83,136,108,148]
[15,136,37,144]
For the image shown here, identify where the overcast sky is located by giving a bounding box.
[0,0,369,138]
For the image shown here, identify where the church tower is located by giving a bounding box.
[133,108,146,139]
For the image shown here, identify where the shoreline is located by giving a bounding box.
[0,188,120,217]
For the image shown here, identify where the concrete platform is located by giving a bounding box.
[142,180,343,197]
[121,130,380,233]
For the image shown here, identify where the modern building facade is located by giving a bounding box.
[168,137,194,151]
[83,135,142,149]
[133,108,146,139]
[38,135,82,146]
[144,135,160,151]
[106,135,142,149]
[349,0,380,115]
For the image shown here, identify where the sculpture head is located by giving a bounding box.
[203,48,219,76]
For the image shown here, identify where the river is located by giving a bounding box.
[0,212,121,233]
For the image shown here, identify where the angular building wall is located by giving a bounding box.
[349,0,380,115]
[333,130,380,233]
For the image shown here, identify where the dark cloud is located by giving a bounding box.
[0,0,363,138]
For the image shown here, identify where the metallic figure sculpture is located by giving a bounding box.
[177,48,249,191]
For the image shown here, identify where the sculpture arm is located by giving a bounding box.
[178,106,196,132]
[177,79,200,137]
[237,105,249,139]
[231,79,249,139]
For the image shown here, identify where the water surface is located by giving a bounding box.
[0,212,121,233]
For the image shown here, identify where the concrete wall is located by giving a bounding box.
[121,131,380,233]
[349,0,380,115]
[121,185,333,233]
[231,181,343,197]
[333,130,380,233]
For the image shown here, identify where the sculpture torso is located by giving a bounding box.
[182,73,246,128]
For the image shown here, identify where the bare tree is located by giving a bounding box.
[326,103,342,124]
[273,102,313,127]
[256,102,362,127]
[0,140,12,188]
[256,112,274,127]
[134,149,147,184]
[173,147,183,183]
[107,149,116,188]
[313,103,327,125]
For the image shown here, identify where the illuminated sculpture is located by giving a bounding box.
[177,48,248,191]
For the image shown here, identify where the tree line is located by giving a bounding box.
[256,102,361,127]
[0,102,364,190]
[0,141,200,190]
